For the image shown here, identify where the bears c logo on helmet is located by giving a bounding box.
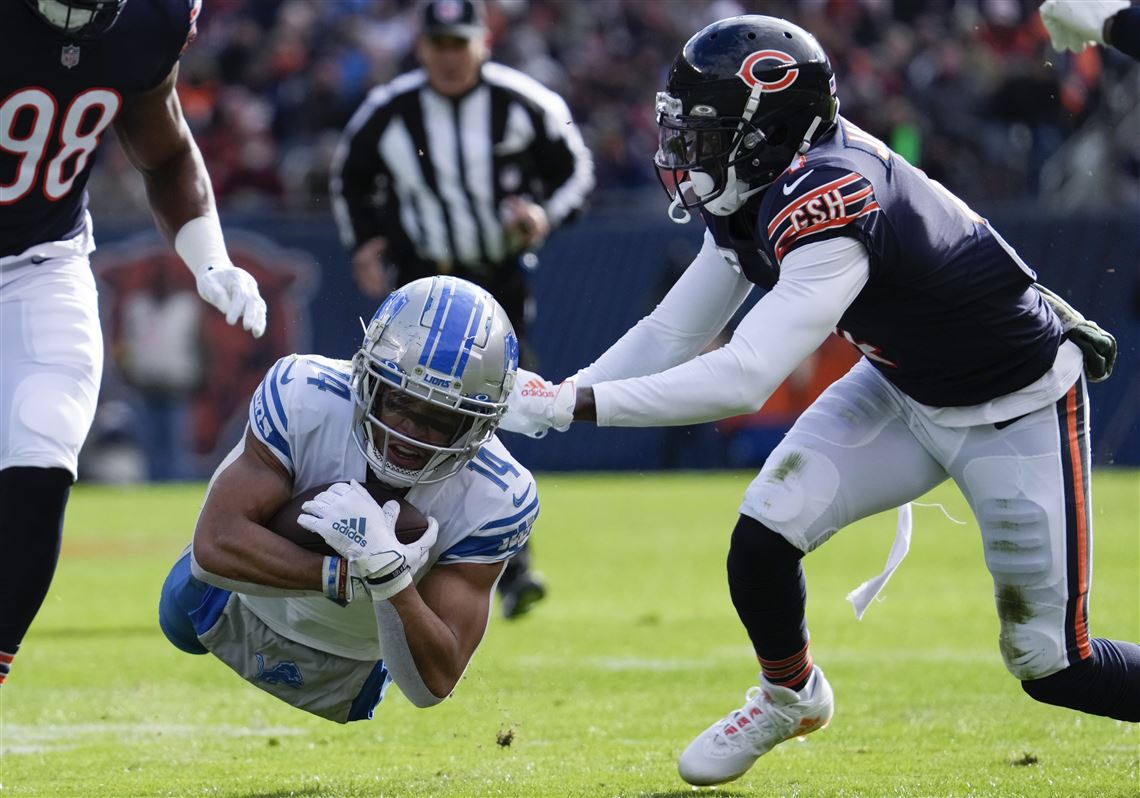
[736,50,799,93]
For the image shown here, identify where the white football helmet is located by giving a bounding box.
[352,276,518,487]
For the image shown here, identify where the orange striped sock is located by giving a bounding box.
[0,649,14,685]
[759,643,813,692]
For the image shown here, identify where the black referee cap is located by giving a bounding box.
[422,0,486,39]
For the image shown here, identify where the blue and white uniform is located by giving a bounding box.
[576,117,1092,681]
[0,0,199,475]
[242,353,537,661]
[162,353,537,721]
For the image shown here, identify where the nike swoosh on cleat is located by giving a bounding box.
[782,169,814,195]
[511,486,531,507]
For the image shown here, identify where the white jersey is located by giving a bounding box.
[238,354,538,660]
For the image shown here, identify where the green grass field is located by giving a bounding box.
[2,470,1137,797]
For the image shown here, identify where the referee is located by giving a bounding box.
[331,0,593,342]
[331,0,594,619]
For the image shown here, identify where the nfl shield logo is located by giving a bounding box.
[61,45,81,69]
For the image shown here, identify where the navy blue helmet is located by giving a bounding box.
[655,15,839,216]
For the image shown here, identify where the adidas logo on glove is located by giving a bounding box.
[519,378,556,399]
[331,517,368,546]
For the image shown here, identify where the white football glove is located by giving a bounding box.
[297,480,439,601]
[499,368,576,439]
[196,262,268,338]
[1040,0,1128,53]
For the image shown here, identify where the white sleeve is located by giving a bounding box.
[574,230,754,388]
[373,601,447,708]
[592,237,871,427]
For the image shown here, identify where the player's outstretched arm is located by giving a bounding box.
[574,232,754,389]
[571,237,869,429]
[375,561,506,706]
[500,234,755,438]
[114,65,266,337]
[191,429,326,596]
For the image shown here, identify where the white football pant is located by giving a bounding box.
[741,356,1094,681]
[0,216,102,478]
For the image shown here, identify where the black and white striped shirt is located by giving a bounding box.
[330,62,594,274]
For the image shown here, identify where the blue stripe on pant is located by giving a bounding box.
[348,660,392,721]
[158,551,230,655]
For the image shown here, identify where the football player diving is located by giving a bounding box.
[502,14,1137,786]
[0,0,266,687]
[159,276,539,722]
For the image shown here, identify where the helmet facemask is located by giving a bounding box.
[25,0,126,38]
[655,92,770,219]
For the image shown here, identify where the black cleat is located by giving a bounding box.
[499,572,546,619]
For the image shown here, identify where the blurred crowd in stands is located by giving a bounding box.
[90,0,1140,217]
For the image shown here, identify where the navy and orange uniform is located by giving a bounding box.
[701,116,1064,408]
[0,0,200,257]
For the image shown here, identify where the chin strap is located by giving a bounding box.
[737,183,768,204]
[798,115,824,154]
[702,176,770,217]
[667,193,692,224]
[664,105,791,223]
[696,113,775,216]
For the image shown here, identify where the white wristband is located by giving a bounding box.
[175,215,230,279]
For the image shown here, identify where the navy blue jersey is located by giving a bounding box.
[702,116,1064,407]
[0,0,199,257]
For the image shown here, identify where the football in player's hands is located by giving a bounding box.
[266,481,429,555]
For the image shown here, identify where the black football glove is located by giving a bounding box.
[1065,321,1117,383]
[1034,283,1117,382]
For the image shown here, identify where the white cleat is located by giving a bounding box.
[678,666,834,786]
